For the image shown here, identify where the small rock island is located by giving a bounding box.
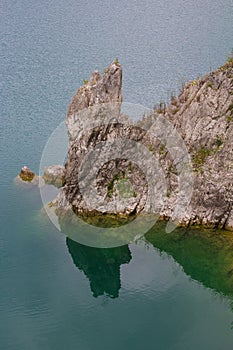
[19,58,233,231]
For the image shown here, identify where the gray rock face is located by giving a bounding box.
[161,59,233,230]
[43,165,65,188]
[56,59,233,231]
[67,61,122,118]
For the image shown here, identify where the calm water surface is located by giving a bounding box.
[1,0,233,349]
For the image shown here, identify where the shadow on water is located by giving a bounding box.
[145,222,233,298]
[66,238,131,298]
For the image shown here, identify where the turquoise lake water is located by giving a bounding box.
[1,0,233,349]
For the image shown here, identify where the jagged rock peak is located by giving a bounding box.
[67,60,122,117]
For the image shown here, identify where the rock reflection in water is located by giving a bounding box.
[146,223,233,298]
[66,238,131,298]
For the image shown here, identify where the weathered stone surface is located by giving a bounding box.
[160,58,233,229]
[63,61,141,216]
[67,61,122,118]
[19,166,35,182]
[43,165,65,188]
[225,209,233,231]
[54,58,233,231]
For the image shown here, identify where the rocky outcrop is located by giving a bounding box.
[15,166,41,187]
[19,166,35,182]
[53,58,233,231]
[43,165,65,188]
[67,62,122,119]
[161,58,233,229]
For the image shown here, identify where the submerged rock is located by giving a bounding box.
[19,166,35,182]
[15,166,41,187]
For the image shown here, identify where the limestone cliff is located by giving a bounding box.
[54,58,233,231]
[162,58,233,230]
